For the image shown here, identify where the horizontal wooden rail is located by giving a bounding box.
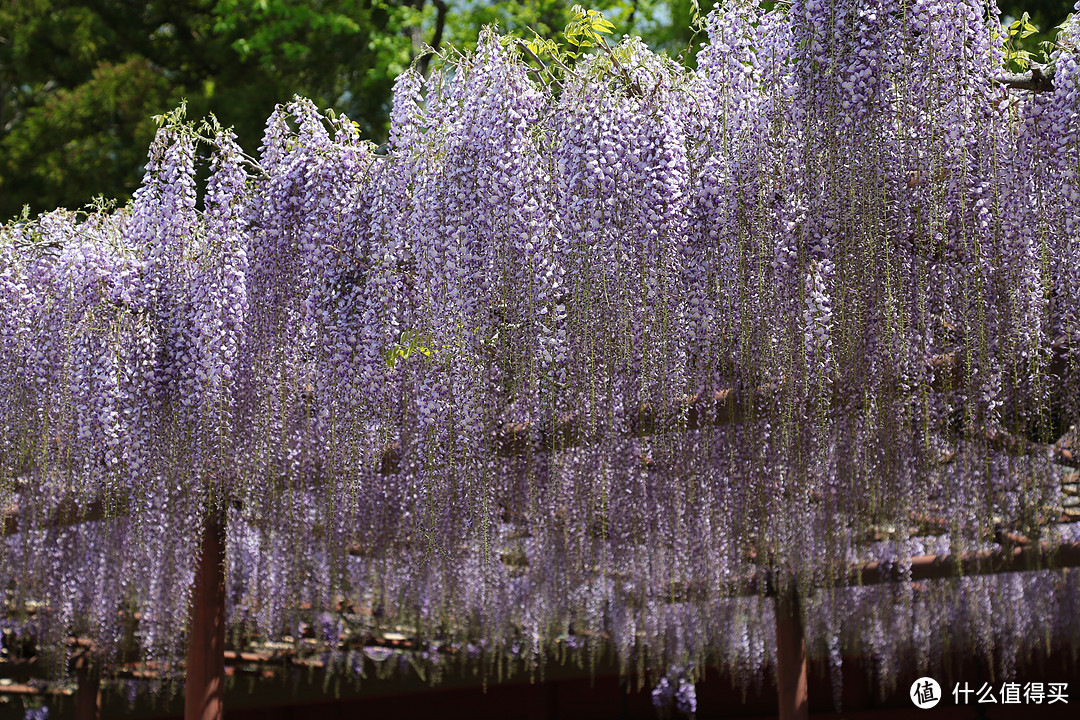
[2,498,108,538]
[3,539,1079,703]
[5,541,1080,693]
[1,349,1073,543]
[0,682,74,697]
[851,539,1080,585]
[661,539,1080,602]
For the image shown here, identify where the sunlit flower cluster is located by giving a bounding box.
[2,1,1079,700]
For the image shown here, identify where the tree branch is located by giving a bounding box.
[995,62,1056,92]
[417,0,448,77]
[516,39,564,90]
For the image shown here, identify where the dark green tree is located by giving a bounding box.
[16,0,1022,218]
[0,0,419,217]
[998,0,1076,65]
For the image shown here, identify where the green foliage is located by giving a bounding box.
[448,0,645,56]
[998,1,1076,69]
[212,0,363,61]
[0,0,415,219]
[1004,11,1041,70]
[0,1,714,219]
[382,330,435,369]
[0,56,172,216]
[524,34,564,60]
[522,5,618,69]
[516,5,660,99]
[563,5,616,48]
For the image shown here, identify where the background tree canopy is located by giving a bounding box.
[0,0,1073,219]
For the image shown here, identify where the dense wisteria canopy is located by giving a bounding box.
[2,0,1080,703]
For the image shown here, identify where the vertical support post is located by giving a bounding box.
[775,588,808,720]
[185,513,226,720]
[74,663,101,720]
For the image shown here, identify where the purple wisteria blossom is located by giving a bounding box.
[1,2,1079,704]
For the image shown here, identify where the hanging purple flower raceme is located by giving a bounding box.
[196,129,250,447]
[2,2,1080,702]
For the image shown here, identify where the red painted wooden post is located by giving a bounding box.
[185,513,226,720]
[775,589,808,720]
[74,664,101,720]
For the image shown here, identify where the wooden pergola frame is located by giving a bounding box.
[0,41,1074,720]
[2,348,1078,720]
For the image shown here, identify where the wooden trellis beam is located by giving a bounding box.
[0,349,1074,720]
[658,539,1080,602]
[4,540,1080,719]
[2,498,107,537]
[2,348,1072,528]
[851,538,1080,585]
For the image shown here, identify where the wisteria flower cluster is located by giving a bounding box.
[2,0,1079,702]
